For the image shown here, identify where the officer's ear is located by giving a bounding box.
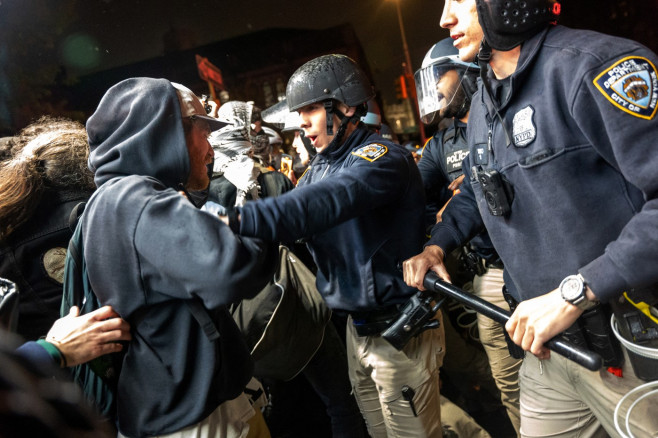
[337,102,356,117]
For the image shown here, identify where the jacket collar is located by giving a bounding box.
[318,124,373,163]
[481,26,552,113]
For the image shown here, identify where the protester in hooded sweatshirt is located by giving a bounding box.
[83,77,276,438]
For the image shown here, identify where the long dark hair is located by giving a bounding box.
[0,117,95,241]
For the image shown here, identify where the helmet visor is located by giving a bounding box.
[415,59,462,124]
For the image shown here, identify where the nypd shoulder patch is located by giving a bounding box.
[593,56,658,120]
[352,144,388,162]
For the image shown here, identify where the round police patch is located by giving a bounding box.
[593,56,658,120]
[351,144,388,162]
[43,247,67,284]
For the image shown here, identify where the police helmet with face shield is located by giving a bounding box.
[414,38,479,125]
[286,54,375,137]
[261,99,315,158]
[261,126,283,147]
[475,0,561,51]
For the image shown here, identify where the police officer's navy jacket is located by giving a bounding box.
[83,78,276,438]
[240,124,425,313]
[418,120,468,228]
[419,120,498,263]
[428,26,658,303]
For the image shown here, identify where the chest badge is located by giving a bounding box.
[593,56,658,120]
[352,143,388,162]
[512,105,536,147]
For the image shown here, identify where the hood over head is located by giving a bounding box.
[87,77,192,189]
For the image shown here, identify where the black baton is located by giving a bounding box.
[423,271,602,372]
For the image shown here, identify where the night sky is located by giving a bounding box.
[3,0,447,97]
[1,0,657,133]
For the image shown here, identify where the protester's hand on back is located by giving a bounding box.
[46,306,131,367]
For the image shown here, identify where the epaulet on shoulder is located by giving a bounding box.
[351,143,388,162]
[298,167,309,182]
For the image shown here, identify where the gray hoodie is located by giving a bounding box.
[84,78,275,437]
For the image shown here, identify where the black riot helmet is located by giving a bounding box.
[286,54,375,137]
[415,38,480,124]
[475,0,561,51]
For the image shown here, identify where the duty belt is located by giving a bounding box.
[351,306,401,337]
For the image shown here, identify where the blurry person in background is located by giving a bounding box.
[283,110,316,181]
[207,100,294,209]
[0,117,97,341]
[361,97,398,142]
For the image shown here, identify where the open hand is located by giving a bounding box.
[46,306,131,367]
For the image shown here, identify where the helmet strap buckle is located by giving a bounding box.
[324,100,335,136]
[476,39,492,65]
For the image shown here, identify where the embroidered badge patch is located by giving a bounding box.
[512,106,536,147]
[445,148,469,173]
[593,56,658,120]
[43,247,67,284]
[352,144,388,162]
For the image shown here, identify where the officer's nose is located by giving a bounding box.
[440,0,456,29]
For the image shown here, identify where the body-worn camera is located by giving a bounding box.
[473,166,513,216]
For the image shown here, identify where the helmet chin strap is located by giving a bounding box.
[324,100,335,136]
[454,98,470,120]
[323,102,356,154]
[476,39,512,147]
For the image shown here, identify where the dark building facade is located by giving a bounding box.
[69,24,374,117]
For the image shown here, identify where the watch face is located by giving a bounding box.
[560,276,584,301]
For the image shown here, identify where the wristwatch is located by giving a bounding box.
[559,274,598,310]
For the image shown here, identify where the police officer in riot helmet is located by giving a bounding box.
[405,0,658,436]
[227,54,444,437]
[415,37,479,226]
[416,38,478,126]
[415,37,523,433]
[361,98,398,143]
[285,54,373,150]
